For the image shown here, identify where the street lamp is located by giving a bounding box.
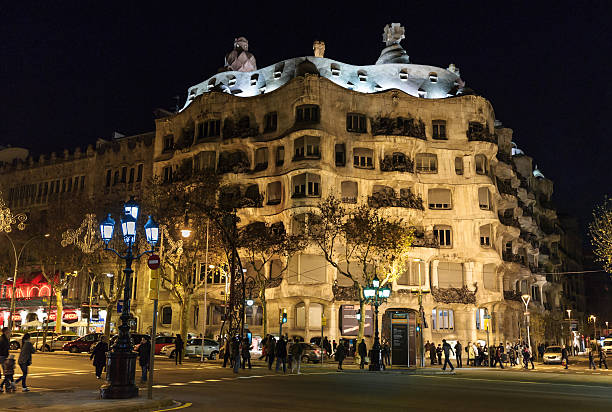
[589,315,597,340]
[363,273,391,371]
[521,294,531,354]
[98,198,158,399]
[413,258,425,367]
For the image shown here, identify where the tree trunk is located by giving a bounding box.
[54,290,63,334]
[180,295,190,339]
[104,303,114,341]
[262,294,268,337]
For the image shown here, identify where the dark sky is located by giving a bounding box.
[1,1,611,234]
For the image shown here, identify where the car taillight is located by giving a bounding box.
[315,349,320,354]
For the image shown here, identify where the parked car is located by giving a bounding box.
[161,343,176,358]
[184,338,219,360]
[63,333,102,353]
[602,338,612,356]
[30,332,64,351]
[154,335,175,355]
[9,333,24,350]
[289,342,326,363]
[543,345,563,364]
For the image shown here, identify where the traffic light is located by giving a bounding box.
[416,325,421,332]
[81,306,90,320]
[281,308,287,324]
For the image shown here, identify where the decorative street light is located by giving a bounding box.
[98,198,158,399]
[521,293,531,354]
[363,273,391,371]
[589,315,598,340]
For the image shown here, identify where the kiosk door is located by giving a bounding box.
[391,313,409,366]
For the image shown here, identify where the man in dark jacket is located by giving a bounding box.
[358,339,367,369]
[454,341,463,368]
[429,343,437,365]
[241,337,252,369]
[0,327,10,385]
[441,339,455,371]
[174,334,184,366]
[267,336,276,370]
[275,336,287,373]
[561,345,569,369]
[436,344,443,365]
[137,336,151,382]
[232,336,241,373]
[90,336,109,379]
[335,341,346,371]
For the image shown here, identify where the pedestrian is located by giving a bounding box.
[509,346,516,367]
[15,333,35,392]
[358,339,367,369]
[335,340,346,371]
[588,347,597,370]
[561,345,569,370]
[496,343,504,369]
[441,339,454,371]
[275,336,287,373]
[429,343,437,365]
[259,335,268,361]
[436,344,443,365]
[232,336,241,373]
[332,339,337,355]
[222,337,231,367]
[599,345,608,369]
[90,335,109,379]
[382,340,391,366]
[523,346,534,369]
[538,343,545,362]
[175,334,184,365]
[137,336,151,382]
[241,337,252,369]
[267,336,276,370]
[0,327,10,389]
[1,354,15,392]
[468,342,475,366]
[290,339,304,374]
[455,341,463,368]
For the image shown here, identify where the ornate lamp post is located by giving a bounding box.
[98,198,158,399]
[413,258,425,367]
[363,274,391,371]
[521,294,531,354]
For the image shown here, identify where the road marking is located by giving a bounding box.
[576,372,584,374]
[592,373,601,375]
[169,383,187,386]
[152,385,169,388]
[206,379,221,382]
[414,374,612,389]
[153,401,192,411]
[188,380,206,384]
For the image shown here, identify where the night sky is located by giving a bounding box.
[1,2,611,235]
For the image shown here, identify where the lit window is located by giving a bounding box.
[432,309,454,330]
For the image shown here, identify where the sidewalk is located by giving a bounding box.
[0,389,174,412]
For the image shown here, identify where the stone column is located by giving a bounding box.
[431,260,439,288]
[470,307,477,342]
[465,262,475,290]
[304,298,311,342]
[330,303,338,342]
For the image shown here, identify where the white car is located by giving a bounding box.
[36,334,78,352]
[543,346,563,364]
[161,343,176,358]
[602,338,612,356]
[184,338,219,360]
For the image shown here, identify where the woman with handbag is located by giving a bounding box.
[15,333,36,391]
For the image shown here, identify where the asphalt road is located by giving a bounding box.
[5,352,612,412]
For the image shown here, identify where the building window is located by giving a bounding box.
[418,88,426,98]
[267,181,282,205]
[455,157,464,175]
[163,135,174,152]
[264,112,278,133]
[480,224,492,247]
[478,187,490,210]
[428,188,452,210]
[468,121,484,135]
[250,73,259,86]
[274,62,284,79]
[475,154,488,175]
[341,181,358,204]
[432,309,454,330]
[105,170,111,187]
[121,167,127,183]
[276,146,285,166]
[331,63,341,76]
[415,153,438,173]
[296,105,320,123]
[353,148,373,169]
[432,120,447,140]
[161,306,172,325]
[294,136,320,160]
[429,72,438,83]
[434,225,452,247]
[287,254,327,284]
[399,68,408,80]
[476,308,489,330]
[254,148,269,172]
[335,144,346,166]
[292,173,321,198]
[346,113,367,133]
[128,168,135,183]
[357,70,367,81]
[137,164,143,182]
[397,261,426,286]
[193,151,215,172]
[483,264,497,291]
[198,119,221,139]
[163,166,173,183]
[531,285,540,302]
[437,262,463,288]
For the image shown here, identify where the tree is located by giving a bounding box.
[238,221,307,336]
[590,197,612,273]
[309,195,415,344]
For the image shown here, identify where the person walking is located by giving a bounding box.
[0,327,10,389]
[222,337,231,368]
[267,336,276,370]
[468,342,475,367]
[90,335,109,379]
[1,355,16,392]
[436,344,443,365]
[588,347,597,370]
[332,339,337,355]
[241,337,252,369]
[525,346,535,369]
[455,341,463,368]
[561,345,569,370]
[599,345,608,369]
[429,343,437,365]
[496,343,505,369]
[335,340,346,371]
[441,339,454,371]
[137,336,151,383]
[358,339,367,369]
[15,333,35,391]
[382,340,391,366]
[232,336,241,373]
[290,339,304,374]
[259,335,268,361]
[174,334,184,365]
[275,336,287,373]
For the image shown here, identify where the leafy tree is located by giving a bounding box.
[309,195,415,344]
[590,197,612,273]
[238,221,307,336]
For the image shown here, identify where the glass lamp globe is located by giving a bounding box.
[124,197,139,220]
[372,275,380,289]
[121,212,137,244]
[99,214,115,244]
[144,216,159,246]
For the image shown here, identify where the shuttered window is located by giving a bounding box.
[267,181,282,205]
[428,188,452,209]
[437,262,463,288]
[478,187,490,210]
[483,264,497,290]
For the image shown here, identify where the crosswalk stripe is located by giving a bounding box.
[205,379,221,382]
[152,385,168,388]
[188,381,206,383]
[169,383,187,386]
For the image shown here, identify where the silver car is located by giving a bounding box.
[184,338,220,360]
[36,334,78,351]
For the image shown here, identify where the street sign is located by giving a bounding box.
[149,269,159,300]
[117,300,124,313]
[321,315,327,327]
[148,254,160,270]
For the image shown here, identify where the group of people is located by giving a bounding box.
[221,336,253,373]
[588,343,608,370]
[90,334,153,382]
[0,328,36,393]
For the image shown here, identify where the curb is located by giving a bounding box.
[85,398,175,412]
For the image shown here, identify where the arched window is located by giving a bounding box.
[483,264,497,290]
[295,303,305,328]
[267,181,282,205]
[161,306,172,326]
[475,154,488,175]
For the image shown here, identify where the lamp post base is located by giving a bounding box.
[100,351,138,399]
[368,347,385,371]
